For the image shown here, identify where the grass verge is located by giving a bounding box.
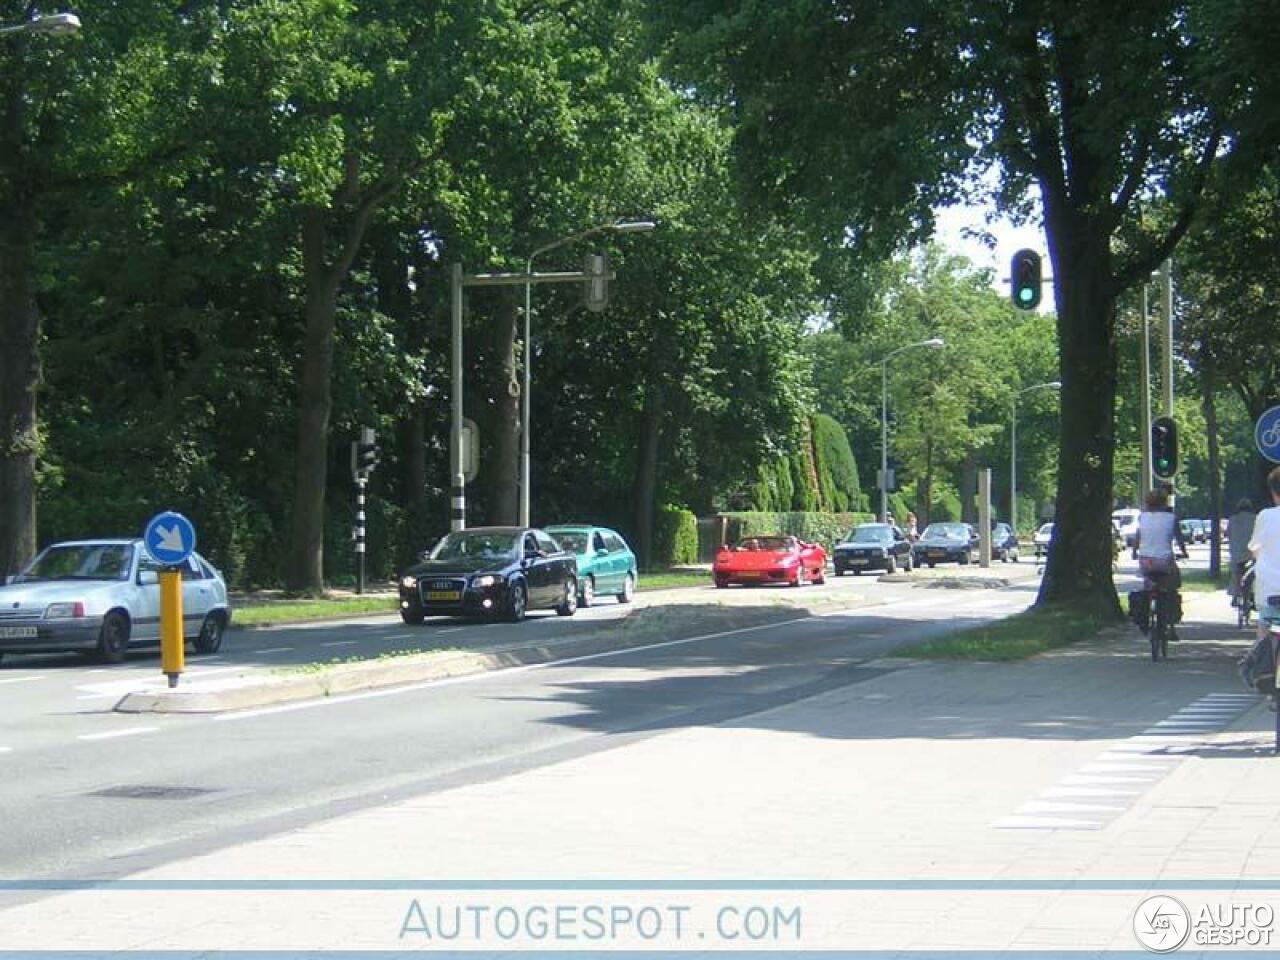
[233,596,396,627]
[1180,568,1226,594]
[637,569,709,591]
[893,606,1109,661]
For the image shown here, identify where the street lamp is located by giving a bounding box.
[879,337,944,523]
[1010,380,1061,535]
[0,12,81,35]
[520,217,655,526]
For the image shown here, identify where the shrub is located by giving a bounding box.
[653,505,698,567]
[810,414,861,512]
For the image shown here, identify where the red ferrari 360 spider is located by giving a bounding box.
[712,536,828,588]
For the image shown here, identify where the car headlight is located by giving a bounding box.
[472,574,499,588]
[400,576,417,590]
[44,602,85,619]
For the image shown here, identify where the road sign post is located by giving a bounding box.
[143,511,196,689]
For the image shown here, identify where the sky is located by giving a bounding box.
[931,202,1049,303]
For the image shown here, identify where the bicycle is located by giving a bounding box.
[1130,556,1184,661]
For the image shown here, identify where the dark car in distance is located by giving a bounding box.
[833,523,913,575]
[398,527,578,624]
[912,522,979,568]
[992,522,1020,563]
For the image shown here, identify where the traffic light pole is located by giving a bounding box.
[355,476,366,595]
[1140,283,1153,504]
[1160,258,1175,504]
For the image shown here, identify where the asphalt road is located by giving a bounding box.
[0,564,1054,882]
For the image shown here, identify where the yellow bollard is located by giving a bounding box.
[159,568,184,688]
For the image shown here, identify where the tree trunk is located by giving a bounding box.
[1202,363,1223,580]
[484,291,520,525]
[1037,223,1122,617]
[286,206,342,594]
[632,384,664,569]
[921,432,934,526]
[0,197,38,578]
[959,450,978,523]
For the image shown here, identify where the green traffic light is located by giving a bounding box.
[1018,288,1034,303]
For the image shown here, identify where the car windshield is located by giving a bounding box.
[550,532,589,553]
[428,532,518,563]
[18,543,134,582]
[850,526,891,543]
[737,536,793,552]
[922,524,967,539]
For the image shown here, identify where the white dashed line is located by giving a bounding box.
[0,675,45,685]
[322,640,357,648]
[438,628,465,635]
[255,647,293,655]
[78,727,158,742]
[0,746,12,754]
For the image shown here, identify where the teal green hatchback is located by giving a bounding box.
[545,525,638,607]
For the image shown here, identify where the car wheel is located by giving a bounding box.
[400,604,424,625]
[886,555,897,575]
[556,578,578,616]
[928,562,936,569]
[960,551,970,565]
[853,568,862,576]
[813,566,826,585]
[194,613,225,654]
[97,611,130,664]
[617,572,635,603]
[507,582,527,623]
[835,566,845,577]
[714,576,729,589]
[792,565,806,587]
[581,575,595,608]
[904,553,914,573]
[1012,550,1019,563]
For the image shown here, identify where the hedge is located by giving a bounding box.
[653,504,699,568]
[719,510,876,553]
[811,413,862,512]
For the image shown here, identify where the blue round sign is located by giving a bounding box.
[143,511,196,566]
[1257,405,1280,465]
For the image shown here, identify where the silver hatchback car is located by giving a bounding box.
[0,539,230,664]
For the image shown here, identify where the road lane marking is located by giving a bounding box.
[78,727,158,742]
[322,640,357,648]
[0,747,12,754]
[255,647,294,655]
[994,816,1102,830]
[438,628,464,634]
[0,675,46,685]
[383,634,414,641]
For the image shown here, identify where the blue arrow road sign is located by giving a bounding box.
[1257,405,1280,465]
[143,511,196,566]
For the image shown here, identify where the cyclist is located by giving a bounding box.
[1250,467,1280,641]
[1134,487,1189,639]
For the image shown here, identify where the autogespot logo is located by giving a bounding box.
[1134,895,1191,953]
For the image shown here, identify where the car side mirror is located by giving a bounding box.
[138,570,158,586]
[596,547,609,556]
[2,574,12,585]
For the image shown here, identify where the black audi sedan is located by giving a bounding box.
[398,527,578,624]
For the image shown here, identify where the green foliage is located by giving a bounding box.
[810,413,861,512]
[652,505,699,568]
[721,511,875,553]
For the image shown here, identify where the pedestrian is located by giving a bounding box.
[905,511,918,541]
[1250,468,1280,642]
[1228,498,1256,601]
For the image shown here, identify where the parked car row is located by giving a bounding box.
[397,524,640,624]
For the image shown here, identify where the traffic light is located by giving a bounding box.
[1152,416,1178,480]
[352,427,379,478]
[583,252,609,312]
[1010,249,1042,310]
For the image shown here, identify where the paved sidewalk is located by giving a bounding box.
[3,588,1275,953]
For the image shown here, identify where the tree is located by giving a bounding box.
[652,0,1266,614]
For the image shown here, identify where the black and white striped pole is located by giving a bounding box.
[450,263,466,531]
[351,426,378,595]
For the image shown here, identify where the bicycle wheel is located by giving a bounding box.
[1156,595,1171,660]
[1151,595,1163,661]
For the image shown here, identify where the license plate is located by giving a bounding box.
[928,550,945,558]
[737,571,760,579]
[850,557,868,565]
[426,590,461,602]
[0,625,37,639]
